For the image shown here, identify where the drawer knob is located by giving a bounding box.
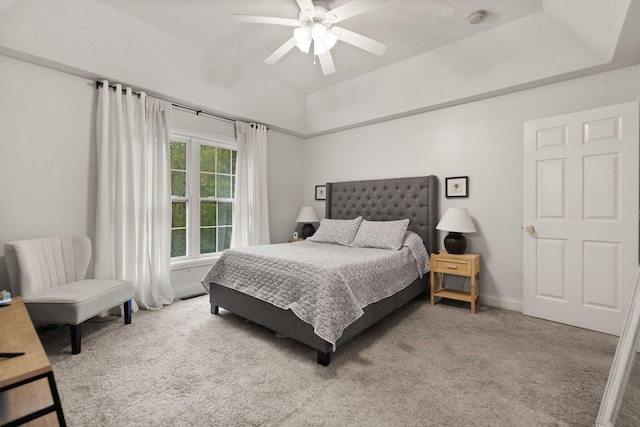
[446,265,458,269]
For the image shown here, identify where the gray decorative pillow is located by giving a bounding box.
[307,216,363,246]
[350,219,410,250]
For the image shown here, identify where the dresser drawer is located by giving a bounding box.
[434,259,470,276]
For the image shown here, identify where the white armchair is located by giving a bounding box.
[4,236,134,354]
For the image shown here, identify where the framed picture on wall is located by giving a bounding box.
[445,176,469,198]
[315,185,326,201]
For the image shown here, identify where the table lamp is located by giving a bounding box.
[436,208,476,254]
[296,206,320,239]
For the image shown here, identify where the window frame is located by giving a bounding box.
[170,131,237,265]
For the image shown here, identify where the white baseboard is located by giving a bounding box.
[481,294,523,312]
[172,283,207,300]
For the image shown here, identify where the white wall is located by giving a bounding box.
[302,65,640,311]
[0,54,305,297]
[0,54,97,289]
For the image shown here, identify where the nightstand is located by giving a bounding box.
[288,238,304,242]
[430,251,481,313]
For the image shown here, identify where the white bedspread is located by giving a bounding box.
[201,235,429,346]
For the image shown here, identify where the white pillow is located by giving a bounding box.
[307,216,363,246]
[350,219,410,250]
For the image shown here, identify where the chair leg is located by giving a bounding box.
[124,299,132,324]
[71,324,81,354]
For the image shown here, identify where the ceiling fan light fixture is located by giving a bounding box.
[294,26,312,52]
[311,22,328,42]
[324,28,338,50]
[294,26,310,42]
[238,0,388,75]
[300,8,315,21]
[314,40,328,56]
[297,38,312,54]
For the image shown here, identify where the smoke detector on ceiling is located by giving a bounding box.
[468,10,487,25]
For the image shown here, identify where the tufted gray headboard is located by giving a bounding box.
[325,175,439,253]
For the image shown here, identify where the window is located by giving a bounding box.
[170,134,237,260]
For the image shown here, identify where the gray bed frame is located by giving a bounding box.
[208,175,439,366]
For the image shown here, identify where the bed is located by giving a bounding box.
[202,175,439,366]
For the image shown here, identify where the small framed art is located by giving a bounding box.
[315,185,326,201]
[445,176,469,198]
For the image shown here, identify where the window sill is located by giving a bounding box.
[170,256,220,271]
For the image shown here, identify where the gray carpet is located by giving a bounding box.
[38,295,640,426]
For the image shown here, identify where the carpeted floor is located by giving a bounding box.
[38,295,640,426]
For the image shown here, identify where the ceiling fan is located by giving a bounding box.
[233,0,387,75]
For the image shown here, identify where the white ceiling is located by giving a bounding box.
[95,0,545,95]
[0,0,639,136]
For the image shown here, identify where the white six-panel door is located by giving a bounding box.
[523,101,639,335]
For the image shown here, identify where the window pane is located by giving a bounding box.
[201,172,215,197]
[169,136,237,259]
[201,145,216,173]
[201,201,217,226]
[172,202,186,228]
[201,228,216,254]
[217,175,231,199]
[171,171,186,197]
[171,229,186,257]
[170,141,186,170]
[232,151,237,175]
[218,227,232,251]
[217,148,231,174]
[218,202,233,226]
[231,176,235,198]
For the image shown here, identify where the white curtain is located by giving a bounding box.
[94,80,174,310]
[231,122,270,248]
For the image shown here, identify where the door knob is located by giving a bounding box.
[523,225,535,234]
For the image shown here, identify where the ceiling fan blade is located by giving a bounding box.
[264,37,297,64]
[328,0,385,23]
[334,26,387,56]
[318,52,336,75]
[295,0,315,15]
[232,14,299,27]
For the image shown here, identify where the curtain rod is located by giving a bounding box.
[95,81,268,129]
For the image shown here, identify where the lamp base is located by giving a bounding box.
[444,232,467,254]
[301,223,316,239]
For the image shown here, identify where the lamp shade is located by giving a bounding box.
[436,208,476,233]
[436,208,476,254]
[296,206,319,223]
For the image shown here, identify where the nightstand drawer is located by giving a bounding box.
[434,259,470,276]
